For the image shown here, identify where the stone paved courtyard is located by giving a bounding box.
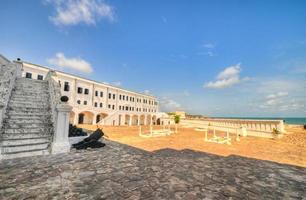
[0,140,306,200]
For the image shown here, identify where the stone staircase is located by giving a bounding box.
[0,78,53,159]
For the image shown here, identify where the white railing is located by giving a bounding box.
[181,118,285,138]
[99,110,120,125]
[0,61,21,130]
[45,70,62,130]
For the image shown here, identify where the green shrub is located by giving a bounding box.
[272,128,280,135]
[174,115,180,124]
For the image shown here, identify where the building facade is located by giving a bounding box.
[18,61,163,126]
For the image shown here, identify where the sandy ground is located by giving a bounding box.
[78,124,306,167]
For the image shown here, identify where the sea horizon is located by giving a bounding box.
[211,117,306,125]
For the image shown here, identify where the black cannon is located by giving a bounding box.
[72,128,105,150]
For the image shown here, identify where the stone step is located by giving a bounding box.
[1,149,50,159]
[11,93,49,97]
[9,101,50,107]
[2,132,52,139]
[7,107,51,113]
[2,143,49,153]
[4,118,52,124]
[3,122,53,129]
[1,137,50,146]
[4,127,53,134]
[8,104,50,109]
[6,113,51,119]
[12,89,48,94]
[10,97,50,102]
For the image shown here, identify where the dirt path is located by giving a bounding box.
[79,124,306,167]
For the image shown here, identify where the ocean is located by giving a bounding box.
[212,117,306,125]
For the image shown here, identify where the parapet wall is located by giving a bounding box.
[181,118,285,138]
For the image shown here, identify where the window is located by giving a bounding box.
[100,103,103,108]
[100,92,103,97]
[84,89,89,95]
[126,106,128,111]
[112,105,115,110]
[84,101,87,105]
[123,95,125,100]
[37,75,43,80]
[119,105,121,110]
[119,95,122,100]
[95,91,98,97]
[109,93,111,99]
[77,100,81,104]
[77,87,83,94]
[130,97,132,101]
[108,104,111,109]
[113,94,115,99]
[126,96,129,101]
[64,82,70,92]
[25,72,32,79]
[94,102,97,107]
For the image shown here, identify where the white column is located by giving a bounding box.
[73,112,78,125]
[93,114,97,125]
[51,104,73,154]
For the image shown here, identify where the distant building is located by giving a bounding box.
[174,111,186,119]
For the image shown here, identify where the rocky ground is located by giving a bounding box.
[1,139,306,200]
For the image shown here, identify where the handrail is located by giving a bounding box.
[45,70,62,133]
[98,110,120,125]
[181,118,285,134]
[0,61,21,130]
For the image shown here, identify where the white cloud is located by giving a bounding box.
[204,63,248,89]
[47,0,115,26]
[112,81,121,86]
[202,43,215,49]
[266,92,288,99]
[144,90,151,95]
[47,52,93,74]
[159,97,182,112]
[259,91,305,111]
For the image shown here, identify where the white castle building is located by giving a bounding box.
[0,54,170,159]
[19,61,163,126]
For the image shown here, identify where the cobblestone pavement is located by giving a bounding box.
[1,140,306,200]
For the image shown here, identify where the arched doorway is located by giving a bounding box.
[139,115,145,125]
[96,113,108,124]
[152,115,157,125]
[78,113,84,124]
[146,114,152,125]
[157,118,161,125]
[132,115,139,125]
[125,114,131,125]
[78,111,94,124]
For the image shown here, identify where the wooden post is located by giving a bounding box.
[139,126,142,136]
[226,129,230,145]
[150,125,153,136]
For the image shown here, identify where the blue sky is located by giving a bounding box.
[1,0,306,117]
